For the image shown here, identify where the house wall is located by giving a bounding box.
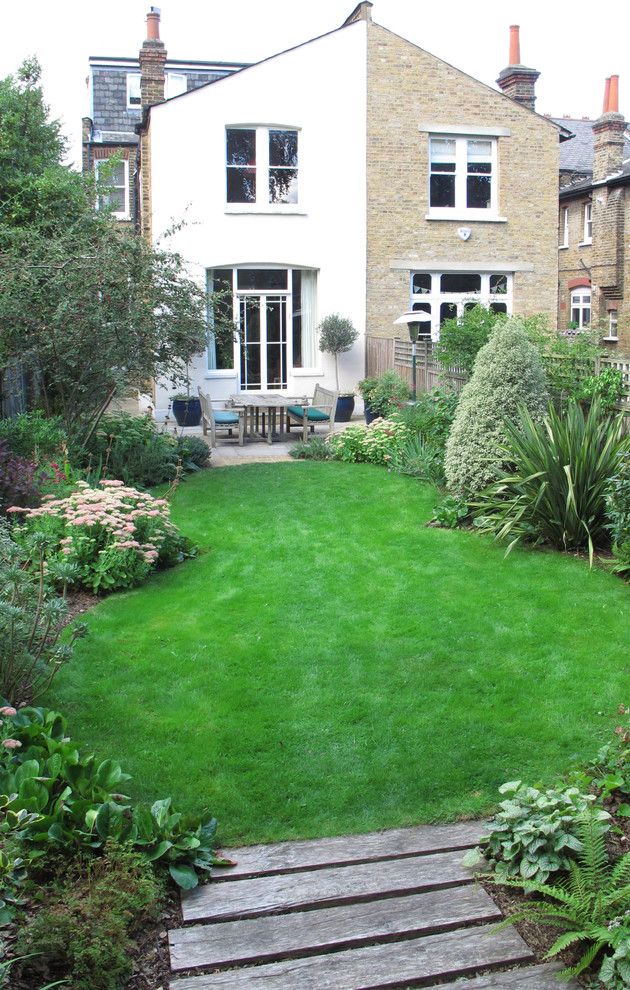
[365,23,559,339]
[148,21,368,418]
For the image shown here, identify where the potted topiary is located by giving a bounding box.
[317,314,359,421]
[171,393,202,428]
[357,371,411,423]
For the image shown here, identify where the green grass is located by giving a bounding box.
[52,462,629,846]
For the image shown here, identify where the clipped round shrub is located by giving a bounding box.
[444,318,548,500]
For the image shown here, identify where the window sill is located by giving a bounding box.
[225,205,307,216]
[425,212,507,223]
[578,240,592,247]
[205,370,236,379]
[558,245,569,250]
[292,368,323,377]
[601,337,618,343]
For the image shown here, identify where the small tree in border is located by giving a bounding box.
[318,314,359,392]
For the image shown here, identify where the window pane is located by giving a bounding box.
[440,273,481,293]
[490,302,508,315]
[490,274,508,294]
[467,139,492,161]
[430,173,455,207]
[440,303,457,325]
[583,308,591,325]
[210,269,234,370]
[237,269,288,291]
[292,270,302,367]
[127,74,141,105]
[467,174,491,208]
[269,130,298,167]
[100,188,125,212]
[430,138,456,162]
[412,273,431,294]
[227,168,256,203]
[226,129,256,166]
[110,162,126,186]
[269,169,298,203]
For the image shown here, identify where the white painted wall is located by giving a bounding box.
[149,21,368,418]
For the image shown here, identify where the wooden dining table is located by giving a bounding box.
[228,393,310,445]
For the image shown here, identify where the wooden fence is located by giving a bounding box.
[366,335,630,423]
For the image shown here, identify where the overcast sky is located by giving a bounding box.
[2,0,629,169]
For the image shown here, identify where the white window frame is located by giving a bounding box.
[126,73,141,109]
[409,271,513,342]
[559,206,569,248]
[95,159,130,220]
[206,266,319,381]
[427,135,499,221]
[581,202,593,245]
[166,72,187,99]
[570,288,591,330]
[604,309,619,342]
[225,126,300,213]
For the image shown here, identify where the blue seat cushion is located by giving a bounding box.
[287,405,329,422]
[214,411,240,425]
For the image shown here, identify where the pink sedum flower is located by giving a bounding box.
[0,707,17,717]
[2,739,22,749]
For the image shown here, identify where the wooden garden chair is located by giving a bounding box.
[197,386,245,447]
[286,385,339,442]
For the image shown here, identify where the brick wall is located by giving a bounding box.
[365,23,559,339]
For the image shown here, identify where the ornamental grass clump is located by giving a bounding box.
[10,480,193,594]
[327,418,409,465]
[444,318,548,500]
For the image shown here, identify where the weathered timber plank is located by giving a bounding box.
[426,963,573,988]
[182,849,472,923]
[170,885,500,971]
[211,821,487,881]
[169,922,533,990]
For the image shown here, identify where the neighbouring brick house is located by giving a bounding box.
[86,5,567,416]
[553,79,630,351]
[82,6,247,227]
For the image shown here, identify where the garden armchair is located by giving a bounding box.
[286,384,339,442]
[197,386,245,447]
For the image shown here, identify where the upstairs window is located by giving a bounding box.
[429,136,496,216]
[95,159,129,219]
[582,202,593,244]
[166,72,187,99]
[126,73,141,109]
[226,127,298,206]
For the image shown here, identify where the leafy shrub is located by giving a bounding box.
[11,479,194,594]
[526,321,603,407]
[435,303,502,374]
[0,793,39,926]
[79,413,201,489]
[390,434,446,487]
[444,318,549,500]
[0,411,67,460]
[15,841,161,990]
[0,704,229,888]
[327,419,409,465]
[317,314,359,391]
[394,388,459,450]
[289,438,333,460]
[175,433,210,469]
[464,779,608,884]
[606,452,630,576]
[431,495,469,528]
[0,439,39,512]
[579,368,625,412]
[357,371,411,418]
[0,525,84,705]
[474,400,629,563]
[573,713,630,811]
[492,814,630,984]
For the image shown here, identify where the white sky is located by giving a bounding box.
[2,0,629,169]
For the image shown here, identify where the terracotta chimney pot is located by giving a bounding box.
[146,6,161,41]
[603,77,611,113]
[609,75,619,113]
[509,25,520,66]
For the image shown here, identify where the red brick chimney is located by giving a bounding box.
[139,6,166,109]
[496,25,540,112]
[592,74,625,180]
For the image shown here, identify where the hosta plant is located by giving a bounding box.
[492,814,630,983]
[474,399,629,565]
[464,779,609,883]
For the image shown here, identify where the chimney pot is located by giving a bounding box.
[609,74,619,113]
[509,25,521,65]
[603,77,611,113]
[146,7,161,41]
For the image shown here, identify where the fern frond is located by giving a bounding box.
[610,852,630,888]
[556,939,603,980]
[544,929,590,958]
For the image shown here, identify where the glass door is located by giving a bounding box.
[238,294,287,390]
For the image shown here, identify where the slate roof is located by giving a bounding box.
[553,116,630,173]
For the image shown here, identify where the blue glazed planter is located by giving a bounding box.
[364,406,380,425]
[335,395,355,422]
[172,397,202,428]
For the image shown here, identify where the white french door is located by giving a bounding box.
[237,293,288,391]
